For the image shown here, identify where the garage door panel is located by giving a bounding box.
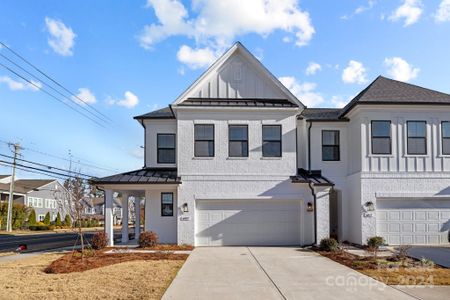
[195,199,301,246]
[377,200,450,245]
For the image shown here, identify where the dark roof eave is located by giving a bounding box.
[92,180,182,185]
[133,115,176,120]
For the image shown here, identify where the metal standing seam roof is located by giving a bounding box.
[178,98,299,108]
[290,169,334,186]
[91,168,181,185]
[298,108,346,121]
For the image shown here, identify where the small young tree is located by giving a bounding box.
[64,214,72,227]
[55,212,62,227]
[43,212,51,225]
[28,209,37,226]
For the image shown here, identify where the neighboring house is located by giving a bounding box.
[0,176,68,222]
[83,196,123,225]
[93,42,450,247]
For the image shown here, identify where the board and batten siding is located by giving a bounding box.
[345,107,450,173]
[189,53,286,99]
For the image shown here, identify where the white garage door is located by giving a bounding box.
[377,199,450,245]
[195,199,301,246]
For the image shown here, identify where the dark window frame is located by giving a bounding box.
[194,124,215,157]
[157,133,176,164]
[371,120,392,155]
[161,192,174,217]
[322,130,340,161]
[262,125,282,157]
[442,121,450,155]
[228,125,249,157]
[407,121,427,155]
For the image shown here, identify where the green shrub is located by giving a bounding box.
[55,212,62,227]
[91,232,108,250]
[43,212,51,225]
[139,231,159,248]
[28,209,37,226]
[319,238,339,252]
[64,214,72,227]
[367,236,385,249]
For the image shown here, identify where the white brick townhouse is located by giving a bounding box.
[93,42,450,247]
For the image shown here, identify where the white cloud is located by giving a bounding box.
[383,57,420,82]
[435,0,450,22]
[130,147,145,159]
[279,76,324,107]
[330,95,351,108]
[107,91,139,108]
[176,45,217,69]
[341,0,377,20]
[45,17,76,56]
[72,88,96,105]
[305,62,321,75]
[389,0,423,26]
[139,0,315,68]
[342,60,368,84]
[0,76,41,91]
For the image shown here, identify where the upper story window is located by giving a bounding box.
[194,124,214,157]
[229,125,248,157]
[262,125,282,157]
[157,134,176,164]
[161,192,174,217]
[371,121,391,155]
[442,121,450,155]
[322,130,340,161]
[407,121,427,155]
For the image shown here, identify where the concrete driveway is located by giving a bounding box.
[163,247,416,300]
[407,246,450,268]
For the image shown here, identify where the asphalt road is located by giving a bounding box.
[0,230,123,253]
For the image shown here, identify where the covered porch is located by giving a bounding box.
[91,168,181,246]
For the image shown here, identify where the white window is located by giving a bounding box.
[44,199,49,208]
[36,198,43,208]
[38,214,45,222]
[27,197,34,207]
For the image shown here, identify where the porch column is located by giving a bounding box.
[121,192,129,244]
[104,189,114,246]
[134,197,141,240]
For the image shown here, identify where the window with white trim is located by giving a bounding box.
[407,121,427,155]
[442,121,450,155]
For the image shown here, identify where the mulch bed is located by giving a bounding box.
[44,249,188,274]
[138,244,194,251]
[316,249,450,285]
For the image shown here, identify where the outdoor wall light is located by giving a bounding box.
[307,202,314,212]
[182,203,189,213]
[364,201,375,212]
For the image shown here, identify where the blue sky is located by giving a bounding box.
[0,0,449,179]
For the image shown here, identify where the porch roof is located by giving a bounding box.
[91,168,181,185]
[290,168,334,186]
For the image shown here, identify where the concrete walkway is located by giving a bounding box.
[163,247,416,300]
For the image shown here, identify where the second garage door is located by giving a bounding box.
[377,199,450,245]
[195,199,301,246]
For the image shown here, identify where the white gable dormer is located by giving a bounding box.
[172,42,304,108]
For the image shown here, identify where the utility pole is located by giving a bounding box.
[6,143,21,232]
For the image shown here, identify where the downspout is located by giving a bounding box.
[139,119,147,168]
[308,181,317,246]
[307,121,312,172]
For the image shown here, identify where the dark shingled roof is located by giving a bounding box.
[299,108,346,122]
[340,76,450,117]
[290,169,334,186]
[178,98,298,108]
[134,107,175,120]
[0,179,55,194]
[91,168,181,185]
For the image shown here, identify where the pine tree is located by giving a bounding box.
[43,212,51,225]
[64,214,72,227]
[55,212,62,227]
[28,209,37,226]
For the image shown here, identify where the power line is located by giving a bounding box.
[0,161,68,181]
[0,153,94,178]
[0,53,109,125]
[0,160,91,180]
[0,62,106,128]
[0,139,116,173]
[0,41,113,122]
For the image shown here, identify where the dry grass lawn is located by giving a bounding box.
[0,253,184,299]
[0,252,15,257]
